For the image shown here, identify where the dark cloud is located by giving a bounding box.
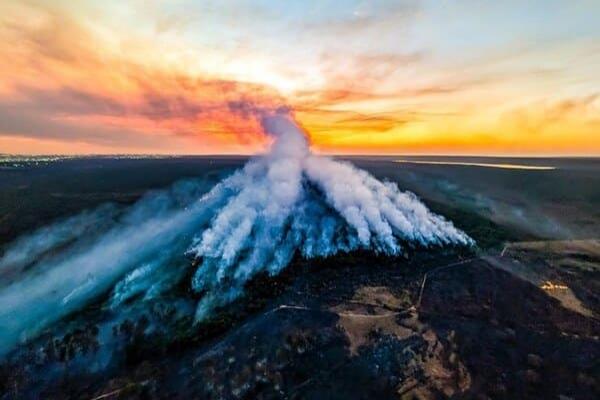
[227,100,290,119]
[14,86,127,116]
[139,93,204,121]
[0,103,166,148]
[3,85,206,123]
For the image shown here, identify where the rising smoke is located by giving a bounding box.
[187,109,473,318]
[0,108,472,355]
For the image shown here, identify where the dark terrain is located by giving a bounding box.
[0,156,598,399]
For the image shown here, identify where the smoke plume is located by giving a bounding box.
[187,109,472,318]
[0,108,471,355]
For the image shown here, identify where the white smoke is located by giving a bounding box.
[0,108,472,355]
[186,109,472,319]
[0,180,222,355]
[0,204,119,281]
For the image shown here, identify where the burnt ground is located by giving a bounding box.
[1,243,598,400]
[1,157,599,399]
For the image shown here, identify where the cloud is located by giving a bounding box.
[501,93,600,135]
[305,0,420,37]
[0,2,288,153]
[11,86,127,117]
[1,0,599,155]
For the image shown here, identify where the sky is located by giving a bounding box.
[0,0,599,155]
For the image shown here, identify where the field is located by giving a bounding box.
[0,156,598,399]
[3,156,599,248]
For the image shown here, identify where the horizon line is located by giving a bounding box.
[0,153,600,161]
[2,153,600,159]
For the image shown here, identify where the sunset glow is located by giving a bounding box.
[1,0,599,155]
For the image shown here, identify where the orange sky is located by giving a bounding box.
[0,1,599,156]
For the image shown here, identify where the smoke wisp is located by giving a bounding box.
[0,109,472,355]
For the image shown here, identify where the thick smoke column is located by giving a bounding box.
[0,108,471,355]
[186,108,472,318]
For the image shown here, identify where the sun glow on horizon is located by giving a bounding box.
[0,1,599,156]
